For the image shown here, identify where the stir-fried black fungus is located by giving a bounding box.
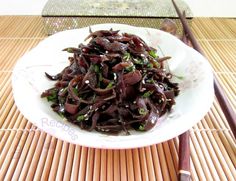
[41,29,179,134]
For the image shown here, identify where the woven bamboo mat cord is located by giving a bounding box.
[0,16,236,180]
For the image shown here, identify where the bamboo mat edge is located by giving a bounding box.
[0,16,235,181]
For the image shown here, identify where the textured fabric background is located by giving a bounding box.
[42,0,193,17]
[42,0,192,35]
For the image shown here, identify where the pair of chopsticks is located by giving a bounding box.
[171,0,236,181]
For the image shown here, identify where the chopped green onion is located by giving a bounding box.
[138,124,145,131]
[147,63,153,68]
[133,58,149,65]
[149,50,158,58]
[98,72,103,82]
[138,108,148,115]
[93,65,103,87]
[146,79,155,84]
[47,90,57,102]
[143,91,153,98]
[93,64,100,73]
[125,65,135,72]
[76,115,85,122]
[123,52,131,61]
[133,58,143,65]
[106,81,114,88]
[73,88,79,95]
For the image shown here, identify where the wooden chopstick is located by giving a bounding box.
[160,17,191,180]
[178,131,191,181]
[171,0,236,181]
[171,0,236,138]
[176,10,192,181]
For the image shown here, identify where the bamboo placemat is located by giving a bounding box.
[0,16,235,180]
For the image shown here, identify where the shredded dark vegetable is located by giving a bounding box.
[41,29,179,134]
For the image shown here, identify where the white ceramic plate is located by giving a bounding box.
[12,23,214,149]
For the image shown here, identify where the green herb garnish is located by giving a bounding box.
[93,64,100,73]
[73,88,79,95]
[133,58,143,65]
[123,52,131,61]
[125,65,135,72]
[47,90,57,102]
[138,124,145,131]
[146,79,155,84]
[94,64,103,87]
[142,91,153,98]
[76,115,85,122]
[149,50,158,58]
[138,108,148,115]
[133,58,148,66]
[147,63,153,68]
[106,81,114,88]
[98,72,103,82]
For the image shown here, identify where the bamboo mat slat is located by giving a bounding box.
[192,18,236,40]
[0,16,46,38]
[0,39,42,71]
[198,41,235,73]
[0,16,235,181]
[209,41,236,72]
